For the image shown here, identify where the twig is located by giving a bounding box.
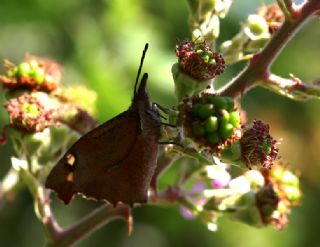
[277,0,297,20]
[261,73,320,100]
[283,0,296,17]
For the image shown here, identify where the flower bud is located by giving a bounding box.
[256,165,301,229]
[240,120,278,169]
[175,41,225,81]
[4,94,55,133]
[257,3,285,34]
[206,161,231,188]
[0,57,61,92]
[244,15,270,40]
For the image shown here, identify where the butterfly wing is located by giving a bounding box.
[45,109,159,206]
[46,110,138,204]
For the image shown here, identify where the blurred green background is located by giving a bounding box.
[1,0,320,246]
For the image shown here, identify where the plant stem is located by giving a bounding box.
[150,149,178,194]
[22,168,131,247]
[217,0,320,98]
[35,187,62,244]
[47,204,131,247]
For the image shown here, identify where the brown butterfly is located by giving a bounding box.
[45,44,161,206]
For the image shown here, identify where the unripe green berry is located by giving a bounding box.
[192,123,205,137]
[7,68,18,78]
[208,96,228,110]
[18,62,31,77]
[204,116,218,132]
[219,109,230,126]
[282,171,299,187]
[284,186,301,202]
[220,123,234,139]
[196,50,206,56]
[229,111,240,128]
[191,103,202,117]
[202,54,210,63]
[206,132,219,144]
[198,104,214,119]
[208,58,217,66]
[33,68,46,84]
[225,97,235,111]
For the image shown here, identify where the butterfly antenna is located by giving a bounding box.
[134,43,149,96]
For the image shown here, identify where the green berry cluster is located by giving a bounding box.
[195,49,217,66]
[182,95,241,149]
[1,58,61,92]
[7,60,46,84]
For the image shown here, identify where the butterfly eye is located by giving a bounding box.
[66,153,76,167]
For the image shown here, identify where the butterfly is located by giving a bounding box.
[45,44,161,206]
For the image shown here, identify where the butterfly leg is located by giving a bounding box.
[158,141,184,148]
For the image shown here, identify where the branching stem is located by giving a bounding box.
[217,0,320,98]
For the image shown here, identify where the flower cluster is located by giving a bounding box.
[175,41,225,81]
[1,56,96,136]
[220,3,284,64]
[178,94,241,153]
[217,166,300,229]
[180,162,300,231]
